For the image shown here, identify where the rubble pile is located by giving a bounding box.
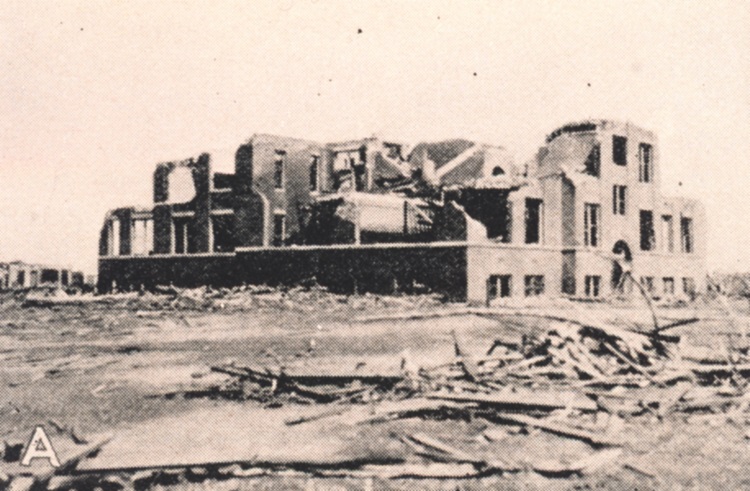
[17,284,445,314]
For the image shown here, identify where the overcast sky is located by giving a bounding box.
[1,1,748,274]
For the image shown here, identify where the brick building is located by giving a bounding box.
[98,120,705,303]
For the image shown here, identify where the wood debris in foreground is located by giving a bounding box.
[10,304,750,489]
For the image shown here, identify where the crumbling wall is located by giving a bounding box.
[433,201,469,241]
[432,201,488,242]
[242,135,324,246]
[98,222,110,257]
[152,205,172,254]
[114,208,133,256]
[233,144,264,247]
[192,154,211,253]
[451,189,512,242]
[150,155,212,254]
[99,208,133,256]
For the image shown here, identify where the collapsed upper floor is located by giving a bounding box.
[99,120,704,262]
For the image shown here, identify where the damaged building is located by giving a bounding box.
[98,120,705,303]
[0,261,85,291]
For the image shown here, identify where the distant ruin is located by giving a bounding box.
[0,261,85,291]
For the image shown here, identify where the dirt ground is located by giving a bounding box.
[1,288,749,490]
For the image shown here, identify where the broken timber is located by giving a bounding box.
[212,363,403,386]
[427,391,598,412]
[487,413,621,447]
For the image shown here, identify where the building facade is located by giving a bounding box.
[98,120,705,303]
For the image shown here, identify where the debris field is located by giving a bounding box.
[1,286,750,490]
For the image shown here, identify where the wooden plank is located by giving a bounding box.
[427,391,598,412]
[687,363,750,375]
[354,398,471,425]
[601,341,665,387]
[451,330,480,382]
[654,317,700,333]
[489,413,621,447]
[212,363,402,385]
[533,448,622,476]
[320,463,481,479]
[404,433,519,472]
[284,406,352,426]
[656,381,693,418]
[405,433,477,463]
[490,355,549,379]
[548,346,605,381]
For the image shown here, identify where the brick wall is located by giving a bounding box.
[98,244,468,300]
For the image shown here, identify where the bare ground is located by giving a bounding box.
[1,288,749,490]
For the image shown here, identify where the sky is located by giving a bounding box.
[0,0,748,274]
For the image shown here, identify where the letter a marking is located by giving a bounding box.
[21,426,60,468]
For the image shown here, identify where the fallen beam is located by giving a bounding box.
[212,363,403,385]
[601,341,665,388]
[427,391,598,412]
[533,448,623,477]
[488,413,621,447]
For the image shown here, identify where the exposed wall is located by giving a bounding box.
[466,244,562,304]
[574,249,705,298]
[97,121,706,301]
[152,205,172,254]
[98,245,468,300]
[149,155,212,254]
[243,135,324,245]
[535,120,707,296]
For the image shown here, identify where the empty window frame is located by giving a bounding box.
[584,143,601,177]
[274,151,285,189]
[639,143,653,182]
[612,185,626,215]
[524,198,543,244]
[663,277,675,296]
[585,275,601,298]
[172,218,191,254]
[488,201,513,243]
[661,215,674,253]
[131,218,153,256]
[273,213,286,247]
[612,135,627,166]
[524,275,545,296]
[682,277,696,296]
[41,269,59,284]
[487,275,512,300]
[639,210,655,251]
[681,216,694,253]
[584,203,601,247]
[640,276,654,294]
[309,156,319,192]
